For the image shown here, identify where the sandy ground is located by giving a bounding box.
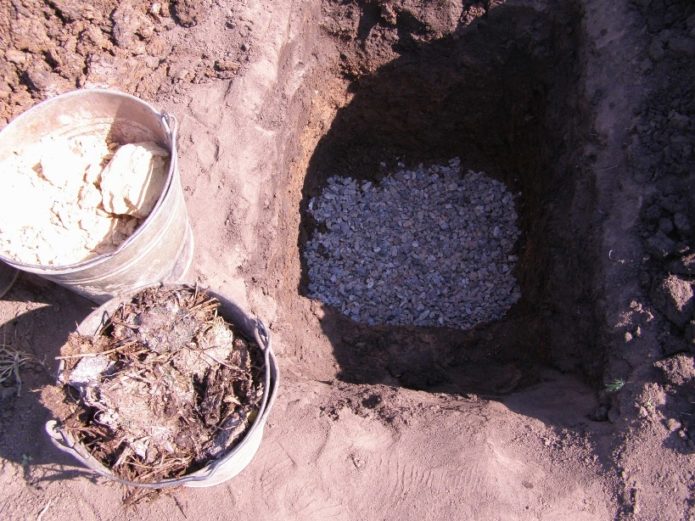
[1,0,694,520]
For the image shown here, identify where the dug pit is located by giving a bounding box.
[297,3,601,395]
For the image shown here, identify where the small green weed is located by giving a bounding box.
[606,378,625,393]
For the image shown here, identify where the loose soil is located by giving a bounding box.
[0,0,693,520]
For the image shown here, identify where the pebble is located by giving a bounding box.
[5,50,26,64]
[666,418,681,432]
[304,161,522,329]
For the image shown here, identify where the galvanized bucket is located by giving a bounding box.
[45,285,279,488]
[0,89,194,303]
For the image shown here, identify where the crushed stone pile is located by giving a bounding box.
[304,159,522,330]
[0,136,168,266]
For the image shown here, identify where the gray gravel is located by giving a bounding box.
[304,159,521,329]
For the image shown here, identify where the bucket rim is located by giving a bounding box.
[0,88,179,274]
[0,262,19,299]
[45,283,279,488]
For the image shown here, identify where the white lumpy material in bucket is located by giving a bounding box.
[45,286,279,489]
[0,89,194,303]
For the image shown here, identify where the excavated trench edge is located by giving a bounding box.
[294,1,600,396]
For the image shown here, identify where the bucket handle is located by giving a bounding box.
[45,420,120,480]
[254,319,276,417]
[160,112,178,142]
[46,419,206,489]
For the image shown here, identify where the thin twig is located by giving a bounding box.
[36,500,52,521]
[55,341,139,360]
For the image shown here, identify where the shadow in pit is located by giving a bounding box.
[299,3,602,397]
[0,275,96,484]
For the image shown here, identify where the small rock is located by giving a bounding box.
[112,4,143,48]
[351,454,366,469]
[658,217,674,234]
[590,404,609,422]
[655,353,695,386]
[673,213,691,234]
[23,65,68,96]
[668,112,690,131]
[79,24,111,51]
[685,321,695,346]
[651,274,694,328]
[172,0,200,27]
[666,418,682,432]
[5,50,27,64]
[644,203,662,222]
[49,0,96,21]
[215,59,240,72]
[0,81,11,98]
[667,253,695,276]
[68,355,114,388]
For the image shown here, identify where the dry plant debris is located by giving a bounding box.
[0,343,40,396]
[56,286,264,483]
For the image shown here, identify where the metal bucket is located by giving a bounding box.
[0,89,194,303]
[45,285,279,488]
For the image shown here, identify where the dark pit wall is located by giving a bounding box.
[299,1,602,395]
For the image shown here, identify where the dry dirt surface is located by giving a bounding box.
[1,0,694,520]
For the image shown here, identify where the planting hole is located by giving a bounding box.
[305,164,521,330]
[299,4,598,394]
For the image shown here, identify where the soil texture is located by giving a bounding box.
[0,0,694,520]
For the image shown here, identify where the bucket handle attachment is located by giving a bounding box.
[46,419,210,488]
[45,420,119,481]
[254,319,275,415]
[160,112,178,141]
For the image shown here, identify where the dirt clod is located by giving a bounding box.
[171,0,202,27]
[651,275,694,328]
